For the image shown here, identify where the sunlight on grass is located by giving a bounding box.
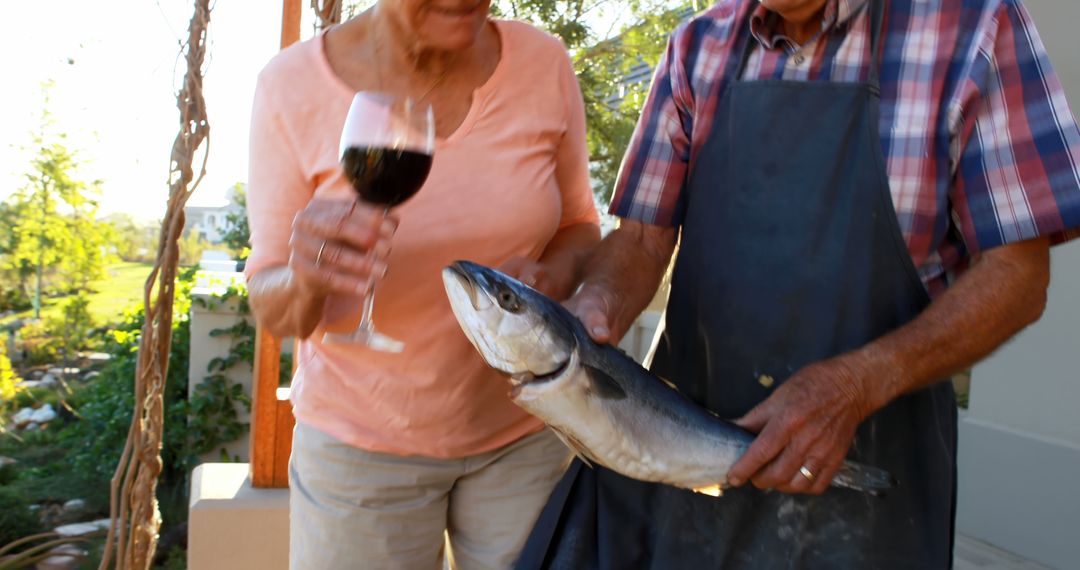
[0,262,155,328]
[86,262,155,324]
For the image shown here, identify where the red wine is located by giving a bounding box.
[341,146,433,207]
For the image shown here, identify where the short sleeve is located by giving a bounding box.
[555,52,601,229]
[608,30,695,227]
[949,0,1080,254]
[244,71,314,280]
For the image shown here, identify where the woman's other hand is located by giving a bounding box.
[500,256,578,302]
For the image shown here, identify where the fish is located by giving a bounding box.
[442,260,896,497]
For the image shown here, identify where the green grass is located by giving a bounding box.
[85,263,155,324]
[1,262,154,328]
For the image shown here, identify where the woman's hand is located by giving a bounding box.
[500,222,602,303]
[289,198,396,300]
[499,256,579,302]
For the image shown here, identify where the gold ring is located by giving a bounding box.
[315,241,327,268]
[799,466,815,481]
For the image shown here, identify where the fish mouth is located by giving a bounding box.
[508,349,574,398]
[445,262,492,311]
[511,356,569,386]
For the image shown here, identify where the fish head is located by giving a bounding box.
[442,260,576,378]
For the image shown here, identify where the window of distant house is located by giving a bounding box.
[208,215,216,226]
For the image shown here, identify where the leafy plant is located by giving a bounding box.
[0,488,44,547]
[491,0,694,201]
[46,293,96,373]
[220,184,251,262]
[0,339,17,401]
[15,321,60,367]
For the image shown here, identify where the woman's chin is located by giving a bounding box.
[419,16,487,51]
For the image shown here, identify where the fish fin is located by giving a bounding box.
[584,365,627,400]
[692,484,724,498]
[831,460,897,497]
[657,376,680,392]
[550,429,594,468]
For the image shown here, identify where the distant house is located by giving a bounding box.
[184,185,245,244]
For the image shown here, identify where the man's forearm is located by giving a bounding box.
[853,237,1051,415]
[579,220,677,342]
[248,266,327,339]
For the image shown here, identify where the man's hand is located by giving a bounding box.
[564,285,618,344]
[727,355,875,495]
[558,220,677,346]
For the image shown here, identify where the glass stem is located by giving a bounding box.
[357,206,389,335]
[358,283,377,333]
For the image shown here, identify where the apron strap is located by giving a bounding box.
[867,0,886,94]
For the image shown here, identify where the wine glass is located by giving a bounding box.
[323,92,435,351]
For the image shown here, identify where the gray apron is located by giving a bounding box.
[515,1,957,567]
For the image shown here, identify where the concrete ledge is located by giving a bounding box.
[956,415,1080,570]
[189,463,289,570]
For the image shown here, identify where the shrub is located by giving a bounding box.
[17,320,62,367]
[47,293,96,361]
[0,286,32,313]
[0,338,17,401]
[0,487,44,546]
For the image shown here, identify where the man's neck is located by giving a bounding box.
[773,1,829,45]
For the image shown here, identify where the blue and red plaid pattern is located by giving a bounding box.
[611,0,1080,294]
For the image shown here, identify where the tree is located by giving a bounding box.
[220,183,251,262]
[494,0,693,202]
[179,231,210,267]
[3,90,117,315]
[105,213,160,263]
[0,200,35,310]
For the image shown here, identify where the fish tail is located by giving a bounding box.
[830,461,897,497]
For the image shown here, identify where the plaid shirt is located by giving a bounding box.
[610,0,1080,294]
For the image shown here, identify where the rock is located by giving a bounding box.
[30,404,57,424]
[83,352,112,364]
[46,367,80,377]
[12,407,35,428]
[62,499,86,512]
[0,456,16,468]
[35,543,87,570]
[24,422,40,431]
[54,518,112,537]
[39,374,59,387]
[29,369,44,379]
[28,504,41,512]
[81,370,101,382]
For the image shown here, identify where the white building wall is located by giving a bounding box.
[956,3,1080,567]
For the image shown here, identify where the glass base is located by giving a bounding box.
[323,328,405,353]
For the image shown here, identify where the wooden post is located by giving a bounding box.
[250,330,282,487]
[248,0,305,489]
[281,0,302,49]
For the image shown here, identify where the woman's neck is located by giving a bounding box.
[369,6,462,77]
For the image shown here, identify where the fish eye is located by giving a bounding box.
[495,285,522,313]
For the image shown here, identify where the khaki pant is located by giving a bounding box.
[289,422,571,570]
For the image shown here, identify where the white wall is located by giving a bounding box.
[956,4,1080,567]
[968,243,1080,445]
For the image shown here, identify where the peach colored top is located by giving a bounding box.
[245,20,599,458]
